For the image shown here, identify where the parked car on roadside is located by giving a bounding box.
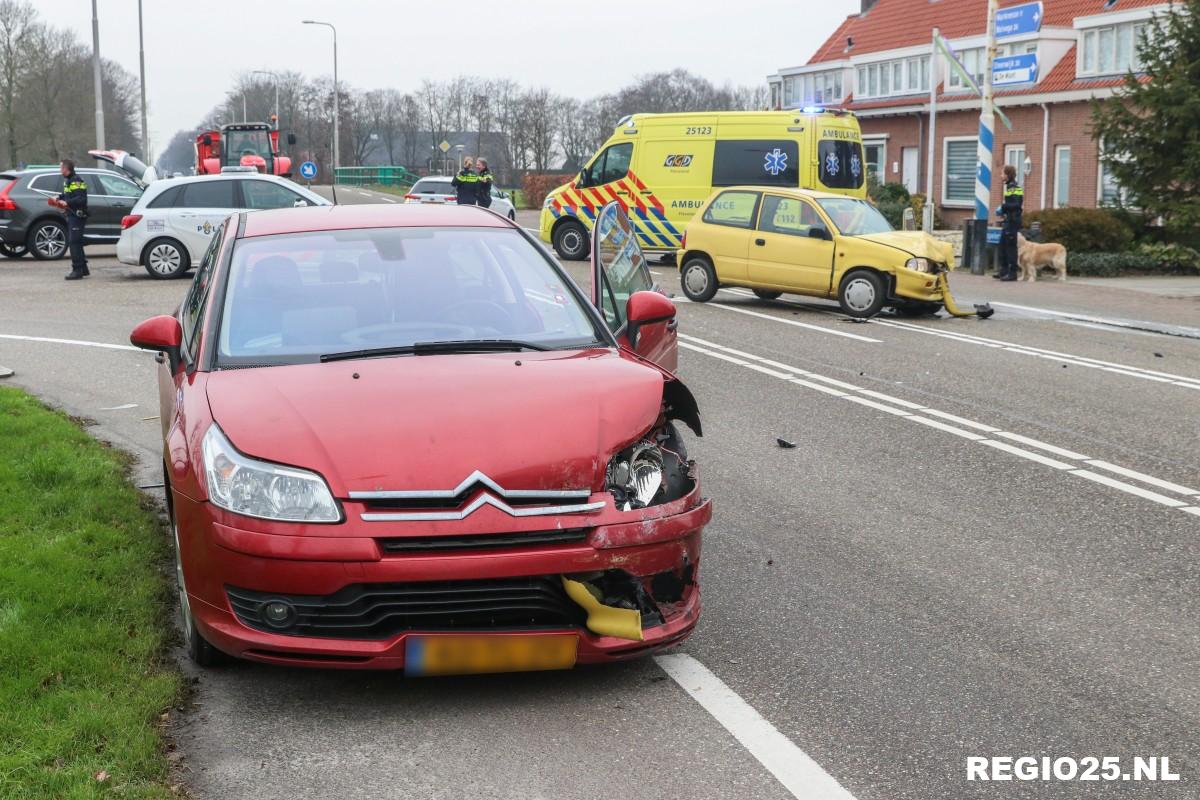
[0,166,145,260]
[118,171,329,279]
[128,201,706,673]
[677,186,957,318]
[404,175,517,220]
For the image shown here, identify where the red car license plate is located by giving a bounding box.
[404,634,578,676]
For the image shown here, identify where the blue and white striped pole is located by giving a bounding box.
[975,0,999,222]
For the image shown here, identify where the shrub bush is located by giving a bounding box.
[521,173,573,209]
[869,181,911,204]
[875,200,909,228]
[1137,241,1200,274]
[1066,251,1158,277]
[1025,207,1134,254]
[909,193,944,230]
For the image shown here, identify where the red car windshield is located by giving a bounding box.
[216,227,602,363]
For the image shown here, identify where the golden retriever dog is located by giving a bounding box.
[1017,234,1067,282]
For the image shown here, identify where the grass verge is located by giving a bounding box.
[0,387,182,799]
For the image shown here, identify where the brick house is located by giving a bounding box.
[767,0,1169,226]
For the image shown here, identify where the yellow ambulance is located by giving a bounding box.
[539,108,868,260]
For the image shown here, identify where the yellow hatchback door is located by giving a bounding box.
[747,194,836,295]
[695,189,760,283]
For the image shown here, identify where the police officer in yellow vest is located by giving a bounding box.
[54,159,90,280]
[451,156,479,206]
[996,164,1023,282]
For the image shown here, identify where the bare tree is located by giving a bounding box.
[0,0,38,166]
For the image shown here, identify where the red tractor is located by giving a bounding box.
[195,122,296,176]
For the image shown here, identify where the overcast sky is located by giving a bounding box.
[49,0,858,157]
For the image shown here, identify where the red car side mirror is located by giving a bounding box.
[130,315,183,370]
[625,290,676,350]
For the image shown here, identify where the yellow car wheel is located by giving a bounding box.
[838,270,887,319]
[752,289,782,301]
[680,256,718,303]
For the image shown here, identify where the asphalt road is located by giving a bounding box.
[1,185,1196,799]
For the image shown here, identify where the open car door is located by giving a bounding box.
[590,201,678,372]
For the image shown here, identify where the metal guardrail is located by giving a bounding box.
[334,166,420,188]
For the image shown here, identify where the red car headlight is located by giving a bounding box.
[605,422,695,511]
[201,424,342,523]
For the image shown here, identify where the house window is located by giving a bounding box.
[1004,144,1027,187]
[1080,20,1150,77]
[783,78,795,105]
[1098,139,1129,206]
[857,57,930,99]
[948,47,985,90]
[864,141,886,185]
[943,137,978,205]
[1054,145,1071,208]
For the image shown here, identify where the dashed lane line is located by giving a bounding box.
[678,333,1200,520]
[716,288,1200,390]
[656,654,858,800]
[677,295,881,344]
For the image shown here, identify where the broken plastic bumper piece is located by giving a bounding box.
[561,576,644,642]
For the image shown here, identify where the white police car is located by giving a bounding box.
[404,176,517,220]
[116,170,329,278]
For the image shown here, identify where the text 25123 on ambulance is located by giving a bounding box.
[128,201,709,674]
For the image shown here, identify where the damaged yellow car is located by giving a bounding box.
[677,187,963,318]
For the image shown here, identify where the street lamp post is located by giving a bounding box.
[137,0,148,159]
[302,20,338,171]
[91,0,104,150]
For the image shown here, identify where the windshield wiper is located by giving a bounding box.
[319,339,550,363]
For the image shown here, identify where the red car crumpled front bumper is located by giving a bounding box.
[173,485,711,670]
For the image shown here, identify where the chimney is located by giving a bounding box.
[861,0,879,12]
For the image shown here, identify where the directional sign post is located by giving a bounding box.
[993,53,1039,86]
[995,1,1042,40]
[299,160,318,185]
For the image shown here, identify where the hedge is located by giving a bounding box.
[1025,207,1134,254]
[1067,251,1158,277]
[521,173,573,209]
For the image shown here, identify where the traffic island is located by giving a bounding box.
[0,387,182,798]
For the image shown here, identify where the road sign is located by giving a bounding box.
[299,161,318,180]
[987,227,1002,245]
[993,53,1039,86]
[995,1,1042,39]
[438,140,451,153]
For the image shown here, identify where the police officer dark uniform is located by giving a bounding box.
[55,159,90,280]
[476,157,494,209]
[996,164,1023,282]
[451,156,479,206]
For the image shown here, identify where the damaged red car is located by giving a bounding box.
[130,201,709,674]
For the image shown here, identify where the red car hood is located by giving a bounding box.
[204,349,666,496]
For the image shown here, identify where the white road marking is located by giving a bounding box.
[679,333,1200,520]
[1071,470,1187,508]
[992,431,1089,460]
[716,288,1200,390]
[990,301,1200,338]
[1081,460,1199,497]
[655,654,858,800]
[906,415,987,440]
[980,439,1076,470]
[99,403,138,411]
[689,298,882,343]
[0,333,140,352]
[382,197,397,203]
